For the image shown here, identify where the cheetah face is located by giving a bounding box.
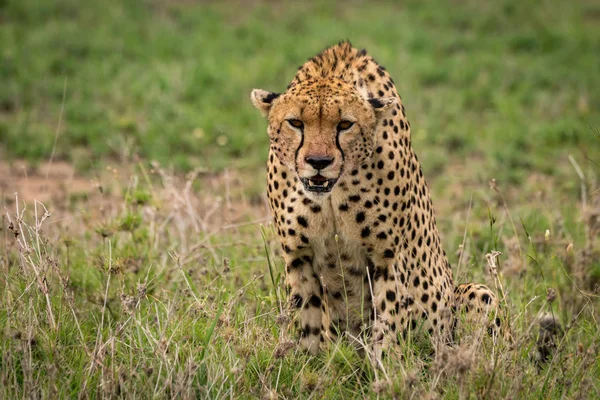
[251,79,396,196]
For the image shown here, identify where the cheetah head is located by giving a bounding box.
[251,78,396,196]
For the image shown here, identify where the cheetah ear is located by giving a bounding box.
[251,89,281,117]
[368,97,397,114]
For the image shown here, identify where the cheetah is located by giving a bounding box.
[251,42,499,362]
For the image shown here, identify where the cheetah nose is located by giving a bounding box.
[305,156,334,171]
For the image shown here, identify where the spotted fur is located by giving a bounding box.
[251,42,499,361]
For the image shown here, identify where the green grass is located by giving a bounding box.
[1,0,600,398]
[2,161,599,398]
[1,0,599,173]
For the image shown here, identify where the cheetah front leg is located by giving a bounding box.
[368,261,407,367]
[284,251,326,355]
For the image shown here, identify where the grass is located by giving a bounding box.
[1,0,600,398]
[1,0,599,174]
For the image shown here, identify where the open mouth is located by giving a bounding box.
[301,174,338,193]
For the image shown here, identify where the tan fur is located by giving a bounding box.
[251,42,499,362]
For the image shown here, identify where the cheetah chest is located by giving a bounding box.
[309,204,373,331]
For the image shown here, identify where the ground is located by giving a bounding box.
[1,0,599,398]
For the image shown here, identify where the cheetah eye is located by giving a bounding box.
[287,119,304,129]
[337,120,354,131]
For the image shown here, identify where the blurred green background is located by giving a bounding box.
[1,0,599,179]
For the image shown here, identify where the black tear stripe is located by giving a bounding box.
[293,120,305,177]
[335,127,348,171]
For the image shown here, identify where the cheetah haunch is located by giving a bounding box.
[251,42,499,363]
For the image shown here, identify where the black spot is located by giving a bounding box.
[302,324,311,337]
[339,203,349,211]
[297,216,309,227]
[309,295,322,308]
[386,290,396,302]
[361,227,371,237]
[481,293,491,304]
[356,212,366,223]
[263,92,281,103]
[291,294,303,308]
[383,249,395,258]
[368,98,384,109]
[349,195,361,202]
[373,266,389,281]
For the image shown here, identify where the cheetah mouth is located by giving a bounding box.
[301,174,338,193]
